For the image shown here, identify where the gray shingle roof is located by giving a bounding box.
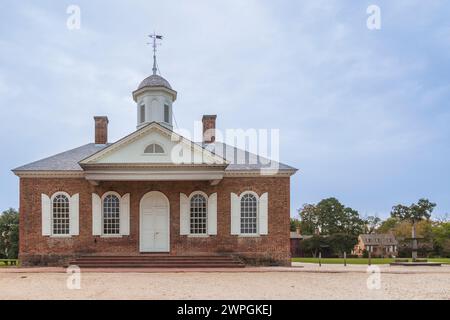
[203,142,297,171]
[13,143,110,171]
[137,75,172,90]
[360,234,398,246]
[13,141,297,173]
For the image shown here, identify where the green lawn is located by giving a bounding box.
[291,257,450,265]
[0,259,19,267]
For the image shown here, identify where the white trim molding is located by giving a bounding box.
[100,191,125,238]
[13,171,84,178]
[49,191,73,238]
[83,168,225,183]
[79,122,228,165]
[230,191,269,237]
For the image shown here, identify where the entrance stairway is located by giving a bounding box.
[68,255,245,268]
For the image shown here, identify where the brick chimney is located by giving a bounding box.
[202,115,217,144]
[94,116,109,144]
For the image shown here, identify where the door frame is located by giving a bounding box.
[139,191,170,253]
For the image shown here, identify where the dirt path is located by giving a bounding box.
[0,265,449,299]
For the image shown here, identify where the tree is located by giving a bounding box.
[297,204,318,235]
[391,199,435,223]
[0,208,19,259]
[327,233,358,257]
[298,198,365,236]
[431,222,450,257]
[301,235,324,257]
[390,198,435,259]
[364,215,381,234]
[290,218,301,232]
[378,217,399,233]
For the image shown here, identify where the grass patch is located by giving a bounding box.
[0,259,19,267]
[291,257,450,265]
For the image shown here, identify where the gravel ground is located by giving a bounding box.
[0,264,449,300]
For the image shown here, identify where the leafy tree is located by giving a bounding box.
[327,233,358,257]
[300,234,358,257]
[390,199,435,259]
[290,218,301,232]
[431,222,450,257]
[298,198,365,236]
[377,217,399,233]
[391,199,435,223]
[0,208,19,259]
[297,204,318,235]
[391,199,435,237]
[301,235,324,257]
[364,215,381,234]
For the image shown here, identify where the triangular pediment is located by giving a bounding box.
[79,122,227,167]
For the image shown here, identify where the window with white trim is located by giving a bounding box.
[190,194,207,234]
[144,143,164,154]
[52,194,70,235]
[103,194,120,235]
[240,193,257,234]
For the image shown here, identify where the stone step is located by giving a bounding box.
[70,260,241,265]
[68,255,245,268]
[74,256,236,260]
[72,263,245,268]
[71,260,236,264]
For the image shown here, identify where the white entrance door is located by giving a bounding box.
[140,191,170,252]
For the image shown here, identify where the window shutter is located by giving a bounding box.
[180,193,189,235]
[41,194,51,236]
[69,193,79,236]
[230,192,240,235]
[207,193,217,235]
[120,193,130,235]
[92,193,102,236]
[258,192,268,235]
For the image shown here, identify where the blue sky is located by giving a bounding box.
[0,1,449,219]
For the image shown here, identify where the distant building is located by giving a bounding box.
[290,227,312,257]
[353,234,398,258]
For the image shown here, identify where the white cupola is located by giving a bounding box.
[132,74,177,130]
[132,33,177,130]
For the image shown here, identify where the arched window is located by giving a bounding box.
[52,194,70,235]
[144,143,164,154]
[103,194,120,235]
[240,193,257,234]
[164,104,170,123]
[140,104,146,123]
[190,194,207,234]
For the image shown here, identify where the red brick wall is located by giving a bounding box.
[19,177,291,266]
[202,115,216,143]
[94,116,108,144]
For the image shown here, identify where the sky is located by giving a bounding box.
[0,0,449,219]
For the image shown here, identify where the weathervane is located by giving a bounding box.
[148,32,163,75]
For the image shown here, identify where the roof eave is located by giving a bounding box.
[132,86,177,102]
[224,168,297,177]
[12,170,85,178]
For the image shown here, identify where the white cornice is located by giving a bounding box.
[12,169,296,179]
[84,170,225,182]
[81,163,228,169]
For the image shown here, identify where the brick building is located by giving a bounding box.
[352,234,398,258]
[13,57,297,266]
